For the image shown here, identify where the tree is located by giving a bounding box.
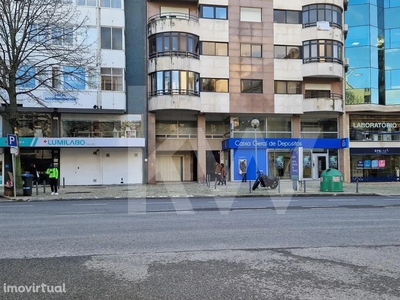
[0,0,98,191]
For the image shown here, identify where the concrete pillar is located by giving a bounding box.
[292,115,301,138]
[147,112,157,184]
[197,114,206,183]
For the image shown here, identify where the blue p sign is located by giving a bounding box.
[7,134,18,147]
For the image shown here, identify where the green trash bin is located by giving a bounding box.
[320,169,343,192]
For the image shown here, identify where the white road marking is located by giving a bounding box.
[327,199,356,201]
[143,202,176,205]
[72,203,108,206]
[0,205,33,208]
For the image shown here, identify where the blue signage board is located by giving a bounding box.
[357,160,364,168]
[222,138,348,150]
[7,134,18,147]
[290,149,299,180]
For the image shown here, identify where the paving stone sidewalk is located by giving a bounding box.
[1,180,399,202]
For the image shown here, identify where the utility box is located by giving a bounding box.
[320,169,343,192]
[21,174,34,196]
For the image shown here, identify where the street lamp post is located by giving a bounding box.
[251,118,260,180]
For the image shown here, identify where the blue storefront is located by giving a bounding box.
[222,138,348,181]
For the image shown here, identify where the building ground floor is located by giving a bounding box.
[346,107,400,182]
[147,111,350,184]
[1,137,145,186]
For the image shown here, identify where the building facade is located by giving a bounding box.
[1,1,146,186]
[345,0,400,182]
[146,0,348,183]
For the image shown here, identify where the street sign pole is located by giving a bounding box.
[8,135,19,198]
[11,153,16,198]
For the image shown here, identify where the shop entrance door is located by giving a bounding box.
[312,154,328,180]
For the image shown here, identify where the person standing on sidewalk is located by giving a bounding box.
[215,162,222,185]
[46,163,59,195]
[240,160,247,182]
[221,163,227,185]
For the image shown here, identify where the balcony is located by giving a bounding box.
[303,92,344,113]
[148,13,200,36]
[302,60,344,78]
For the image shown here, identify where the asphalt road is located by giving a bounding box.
[1,197,400,299]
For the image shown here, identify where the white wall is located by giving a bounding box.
[60,148,142,185]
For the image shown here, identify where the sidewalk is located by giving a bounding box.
[1,180,399,202]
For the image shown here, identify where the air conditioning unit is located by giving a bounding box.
[344,58,349,72]
[343,24,348,38]
[344,0,348,10]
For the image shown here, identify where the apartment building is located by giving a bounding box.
[1,1,146,186]
[345,0,400,182]
[146,0,348,183]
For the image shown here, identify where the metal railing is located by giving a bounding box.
[148,13,199,24]
[149,89,200,97]
[149,50,200,60]
[304,92,343,99]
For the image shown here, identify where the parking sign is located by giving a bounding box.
[7,134,18,147]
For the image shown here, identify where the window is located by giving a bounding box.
[101,68,124,91]
[302,4,342,28]
[302,40,343,63]
[201,78,229,92]
[150,71,200,96]
[77,0,97,6]
[274,81,302,94]
[100,0,122,8]
[201,42,228,56]
[274,10,302,24]
[241,44,262,58]
[16,66,35,89]
[274,45,301,59]
[149,32,199,58]
[101,27,123,50]
[240,7,261,22]
[52,67,61,89]
[63,66,86,90]
[241,79,263,93]
[199,5,228,19]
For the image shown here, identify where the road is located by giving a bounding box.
[0,196,400,299]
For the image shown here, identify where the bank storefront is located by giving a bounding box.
[1,137,145,186]
[349,115,400,182]
[222,138,348,181]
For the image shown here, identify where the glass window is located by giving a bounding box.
[303,4,342,28]
[274,81,287,94]
[101,68,124,91]
[150,71,200,97]
[112,28,122,50]
[274,81,302,94]
[274,10,286,23]
[215,43,228,56]
[274,45,301,59]
[303,40,342,63]
[215,7,227,19]
[241,44,251,57]
[201,6,214,18]
[111,0,121,8]
[240,7,262,22]
[274,46,287,59]
[241,79,263,93]
[201,79,229,92]
[286,11,301,24]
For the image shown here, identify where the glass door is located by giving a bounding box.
[312,154,328,180]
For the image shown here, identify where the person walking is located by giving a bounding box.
[221,163,227,185]
[240,160,247,182]
[215,162,222,185]
[46,163,59,195]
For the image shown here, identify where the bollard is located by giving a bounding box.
[36,181,39,196]
[356,180,359,193]
[249,180,252,193]
[43,179,46,193]
[304,180,307,193]
[278,178,281,193]
[63,177,65,188]
[214,177,218,189]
